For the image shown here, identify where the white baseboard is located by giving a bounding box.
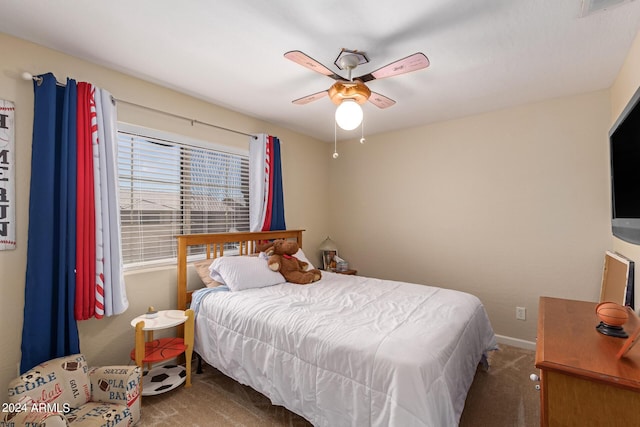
[495,334,536,351]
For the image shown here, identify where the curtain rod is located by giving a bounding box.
[114,99,257,139]
[21,72,258,140]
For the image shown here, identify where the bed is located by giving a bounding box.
[176,230,496,426]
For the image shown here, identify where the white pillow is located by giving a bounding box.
[209,256,285,291]
[208,261,227,285]
[294,248,316,270]
[208,253,263,284]
[193,259,224,287]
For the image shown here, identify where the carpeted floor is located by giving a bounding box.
[137,344,539,426]
[459,345,540,427]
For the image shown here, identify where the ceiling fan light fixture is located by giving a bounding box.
[328,80,371,105]
[335,100,363,131]
[285,49,430,137]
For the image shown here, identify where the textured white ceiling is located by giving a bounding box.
[1,0,640,141]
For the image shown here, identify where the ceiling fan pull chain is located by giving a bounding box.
[333,121,339,159]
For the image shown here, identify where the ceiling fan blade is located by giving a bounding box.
[359,53,430,82]
[284,50,342,80]
[292,90,329,105]
[368,92,396,109]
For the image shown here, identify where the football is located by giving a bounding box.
[61,360,80,371]
[596,302,629,326]
[142,364,186,396]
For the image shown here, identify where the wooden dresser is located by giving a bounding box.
[535,297,640,426]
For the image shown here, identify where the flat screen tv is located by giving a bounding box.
[610,86,640,245]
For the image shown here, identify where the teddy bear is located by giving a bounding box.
[258,239,321,284]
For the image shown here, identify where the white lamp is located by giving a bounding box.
[335,100,363,131]
[318,236,338,252]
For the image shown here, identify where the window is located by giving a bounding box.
[117,123,249,267]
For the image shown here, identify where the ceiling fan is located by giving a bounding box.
[284,48,430,111]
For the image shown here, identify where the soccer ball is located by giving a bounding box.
[102,408,119,421]
[21,370,42,384]
[142,364,186,395]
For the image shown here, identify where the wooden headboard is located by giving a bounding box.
[175,229,304,310]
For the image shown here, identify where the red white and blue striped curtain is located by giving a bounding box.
[249,134,286,231]
[21,73,127,372]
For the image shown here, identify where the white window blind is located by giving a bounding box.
[117,125,249,267]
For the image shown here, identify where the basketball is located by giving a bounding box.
[596,302,629,326]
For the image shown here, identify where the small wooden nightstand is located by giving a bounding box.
[130,309,194,395]
[336,269,357,275]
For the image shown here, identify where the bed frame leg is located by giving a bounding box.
[196,353,203,374]
[479,353,490,371]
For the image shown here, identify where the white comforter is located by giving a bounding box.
[193,272,496,427]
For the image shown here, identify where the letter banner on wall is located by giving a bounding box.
[0,99,15,250]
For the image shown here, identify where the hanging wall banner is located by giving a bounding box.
[0,99,15,250]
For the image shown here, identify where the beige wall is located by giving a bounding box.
[329,90,612,345]
[0,33,330,394]
[611,31,640,284]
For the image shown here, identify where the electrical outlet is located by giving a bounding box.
[516,306,526,321]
